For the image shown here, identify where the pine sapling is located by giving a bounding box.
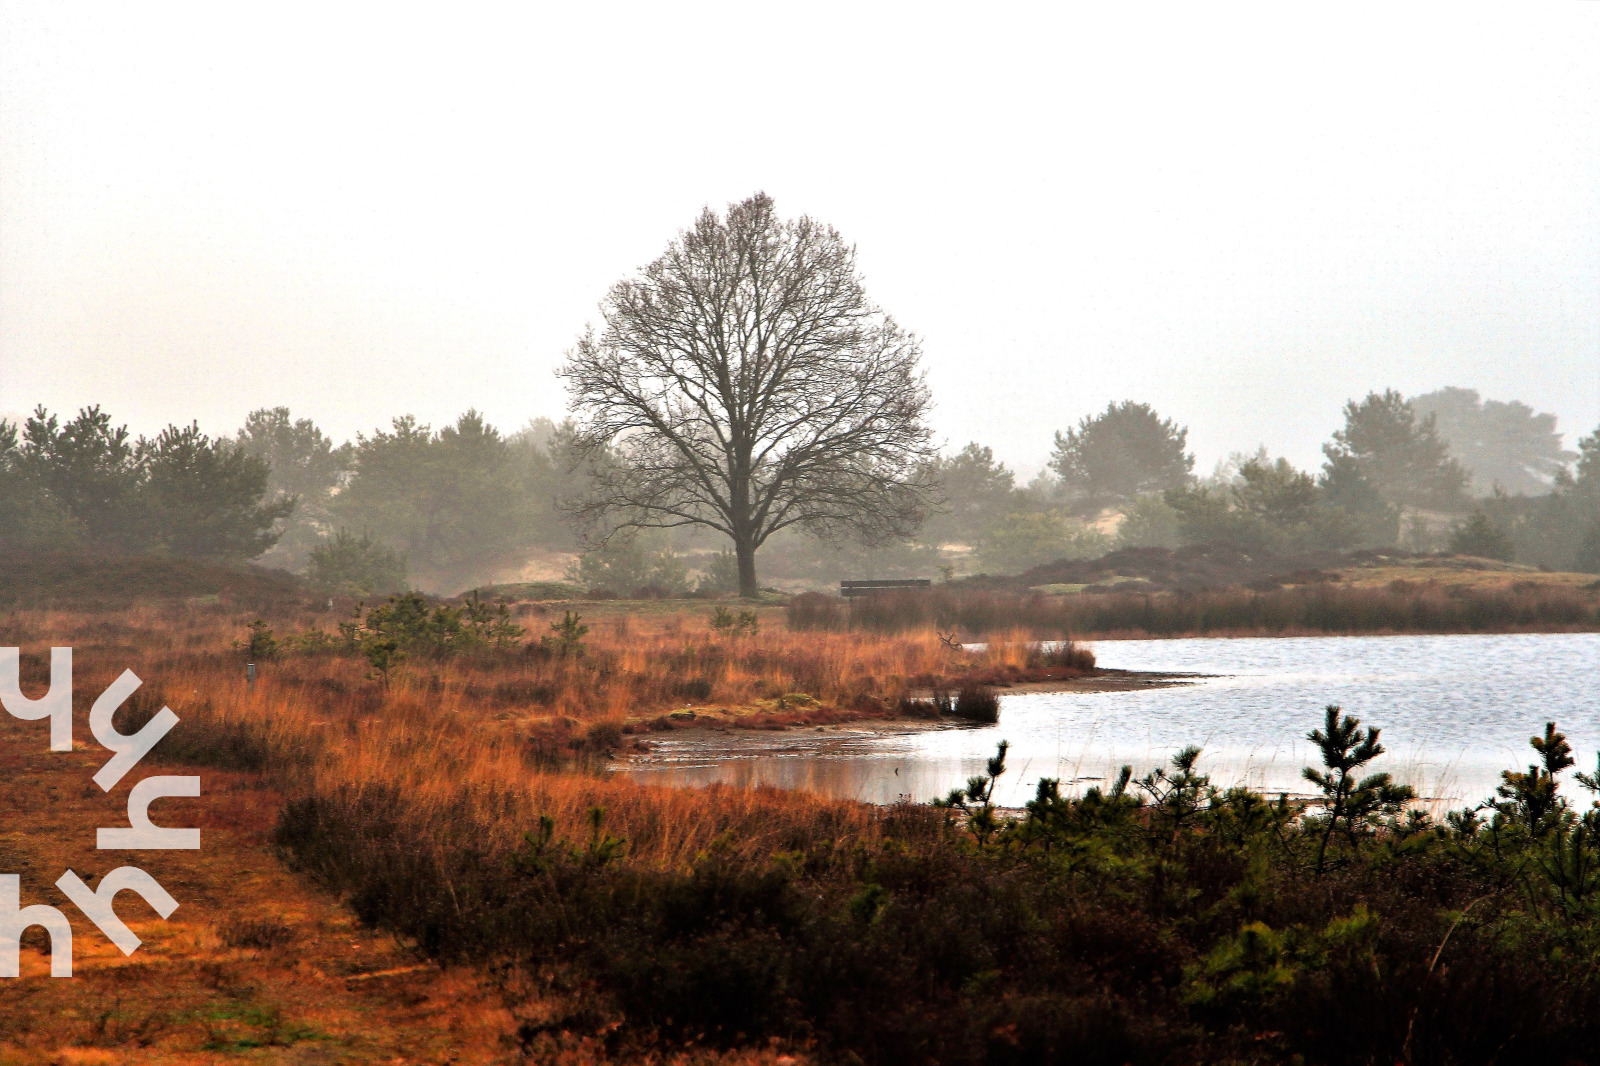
[933,740,1010,846]
[1303,704,1415,872]
[543,610,589,657]
[1495,721,1575,836]
[1138,745,1214,843]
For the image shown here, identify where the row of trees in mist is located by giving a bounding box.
[7,382,1594,593]
[4,194,1598,591]
[938,388,1599,574]
[0,408,291,561]
[233,407,581,589]
[0,404,580,592]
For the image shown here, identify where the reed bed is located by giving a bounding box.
[4,605,971,866]
[5,602,1092,875]
[794,581,1600,637]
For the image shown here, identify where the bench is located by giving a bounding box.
[839,579,932,598]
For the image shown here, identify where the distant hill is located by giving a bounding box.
[451,580,587,603]
[0,553,313,612]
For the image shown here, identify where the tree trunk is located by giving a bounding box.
[734,533,759,599]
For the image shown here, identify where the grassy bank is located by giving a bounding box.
[0,552,314,612]
[261,669,1600,1064]
[242,596,1092,737]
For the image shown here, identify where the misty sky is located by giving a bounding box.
[2,3,1597,480]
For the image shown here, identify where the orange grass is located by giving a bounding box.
[0,678,521,1061]
[0,604,1007,873]
[0,603,933,1061]
[243,608,1080,735]
[0,596,1082,1062]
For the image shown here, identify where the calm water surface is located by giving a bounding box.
[612,633,1600,809]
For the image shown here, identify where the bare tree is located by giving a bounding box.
[560,193,936,597]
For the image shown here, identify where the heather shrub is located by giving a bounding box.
[270,715,1600,1063]
[951,684,1000,723]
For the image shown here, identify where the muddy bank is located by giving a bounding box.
[619,668,1202,741]
[949,667,1202,696]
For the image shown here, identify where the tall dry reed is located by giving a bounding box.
[791,582,1600,637]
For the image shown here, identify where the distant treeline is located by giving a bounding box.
[755,388,1599,582]
[3,385,1597,596]
[926,389,1600,577]
[0,406,582,593]
[0,409,291,562]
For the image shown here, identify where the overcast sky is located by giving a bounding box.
[2,3,1597,479]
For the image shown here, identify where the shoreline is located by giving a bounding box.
[1069,622,1600,640]
[623,667,1203,740]
[979,667,1205,695]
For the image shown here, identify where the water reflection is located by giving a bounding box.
[612,632,1600,809]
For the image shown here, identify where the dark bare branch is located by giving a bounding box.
[560,193,936,595]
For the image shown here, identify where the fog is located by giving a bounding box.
[2,3,1597,476]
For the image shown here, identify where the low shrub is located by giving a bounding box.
[268,706,1600,1064]
[1029,640,1096,671]
[786,591,847,631]
[951,684,1000,723]
[159,712,277,772]
[217,914,296,950]
[580,719,624,752]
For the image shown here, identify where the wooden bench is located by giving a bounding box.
[839,579,932,598]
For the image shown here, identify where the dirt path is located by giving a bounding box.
[0,715,518,1064]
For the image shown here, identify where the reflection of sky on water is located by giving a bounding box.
[612,633,1600,809]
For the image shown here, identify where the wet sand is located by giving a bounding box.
[974,667,1205,695]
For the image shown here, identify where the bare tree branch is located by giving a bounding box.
[560,193,936,596]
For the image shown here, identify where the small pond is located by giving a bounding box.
[611,632,1600,809]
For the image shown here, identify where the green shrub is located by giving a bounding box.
[710,605,759,636]
[275,715,1600,1064]
[975,512,1110,575]
[1449,511,1515,561]
[541,610,588,657]
[572,530,688,596]
[308,527,408,595]
[242,618,278,660]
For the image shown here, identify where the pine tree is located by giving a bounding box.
[1304,705,1415,871]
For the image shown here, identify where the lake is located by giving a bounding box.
[611,632,1600,809]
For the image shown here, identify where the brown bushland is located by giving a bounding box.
[0,603,932,1062]
[8,600,1600,1063]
